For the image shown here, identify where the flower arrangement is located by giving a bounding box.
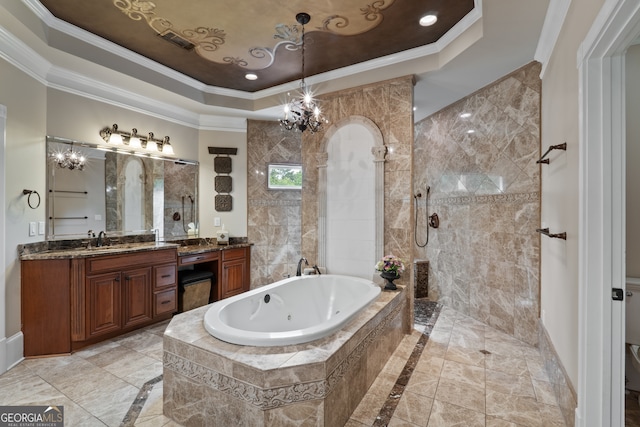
[375,254,405,275]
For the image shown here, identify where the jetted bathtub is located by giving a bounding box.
[203,274,381,346]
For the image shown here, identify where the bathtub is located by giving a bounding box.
[203,274,381,346]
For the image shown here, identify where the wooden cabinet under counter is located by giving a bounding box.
[220,248,250,299]
[177,245,251,302]
[21,247,178,357]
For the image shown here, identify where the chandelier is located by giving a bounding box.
[280,13,328,133]
[50,146,87,171]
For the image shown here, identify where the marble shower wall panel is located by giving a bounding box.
[413,62,541,345]
[247,120,302,288]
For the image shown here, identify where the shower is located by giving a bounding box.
[414,186,439,247]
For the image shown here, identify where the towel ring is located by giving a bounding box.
[22,189,41,209]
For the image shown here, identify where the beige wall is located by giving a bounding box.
[198,129,248,239]
[2,59,47,338]
[627,45,640,278]
[540,0,605,387]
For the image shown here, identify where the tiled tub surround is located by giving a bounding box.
[163,286,407,426]
[414,62,542,346]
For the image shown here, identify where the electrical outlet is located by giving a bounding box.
[38,221,45,235]
[214,217,221,227]
[29,222,36,236]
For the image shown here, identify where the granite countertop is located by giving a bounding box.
[19,242,180,260]
[20,240,253,261]
[176,242,252,256]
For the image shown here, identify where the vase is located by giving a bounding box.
[380,271,400,290]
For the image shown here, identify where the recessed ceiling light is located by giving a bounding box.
[420,15,437,27]
[245,73,258,80]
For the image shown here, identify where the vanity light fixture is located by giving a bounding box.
[99,124,175,155]
[280,13,328,133]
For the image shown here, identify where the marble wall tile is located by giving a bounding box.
[265,399,324,426]
[538,321,577,426]
[414,62,541,345]
[246,120,303,287]
[298,76,414,312]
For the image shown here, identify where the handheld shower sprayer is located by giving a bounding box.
[414,185,439,247]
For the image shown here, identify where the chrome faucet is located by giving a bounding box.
[312,265,322,275]
[296,257,308,276]
[96,231,106,247]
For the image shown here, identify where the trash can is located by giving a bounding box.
[179,270,214,312]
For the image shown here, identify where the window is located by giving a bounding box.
[267,164,302,190]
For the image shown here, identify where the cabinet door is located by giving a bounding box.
[123,267,153,328]
[221,258,247,299]
[87,272,122,338]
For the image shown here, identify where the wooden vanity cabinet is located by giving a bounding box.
[176,246,251,302]
[22,247,178,356]
[77,249,177,344]
[220,247,250,300]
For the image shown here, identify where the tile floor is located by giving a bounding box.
[0,304,576,426]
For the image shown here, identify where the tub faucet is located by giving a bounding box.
[296,257,308,276]
[96,231,106,247]
[312,265,322,275]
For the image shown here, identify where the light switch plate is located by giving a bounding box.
[29,222,36,236]
[38,221,45,235]
[214,217,221,226]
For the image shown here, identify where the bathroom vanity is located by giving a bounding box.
[20,241,251,357]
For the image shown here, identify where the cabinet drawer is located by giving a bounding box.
[155,264,176,289]
[86,248,177,274]
[221,247,247,261]
[154,289,177,316]
[178,251,219,266]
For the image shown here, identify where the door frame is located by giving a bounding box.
[578,0,640,424]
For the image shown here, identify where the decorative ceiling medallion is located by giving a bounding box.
[113,0,395,71]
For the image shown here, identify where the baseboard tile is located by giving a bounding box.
[538,321,577,426]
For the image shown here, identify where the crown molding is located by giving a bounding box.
[0,11,247,132]
[534,0,572,78]
[22,0,253,101]
[0,25,49,85]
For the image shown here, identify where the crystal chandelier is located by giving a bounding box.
[280,13,328,133]
[50,146,87,171]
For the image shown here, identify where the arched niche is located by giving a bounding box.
[316,116,386,277]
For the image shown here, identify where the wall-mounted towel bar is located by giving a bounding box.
[537,142,567,164]
[49,216,88,220]
[49,189,88,194]
[536,227,566,240]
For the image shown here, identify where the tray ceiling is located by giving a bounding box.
[39,0,475,92]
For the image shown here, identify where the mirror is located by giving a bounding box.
[46,136,199,241]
